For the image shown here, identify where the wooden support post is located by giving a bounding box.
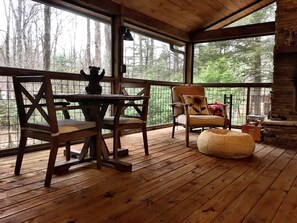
[184,42,194,84]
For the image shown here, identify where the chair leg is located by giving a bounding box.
[95,134,102,169]
[224,123,228,129]
[44,139,59,187]
[117,131,122,150]
[186,127,189,147]
[172,122,175,138]
[113,129,121,160]
[142,126,149,155]
[15,131,27,175]
[65,141,71,161]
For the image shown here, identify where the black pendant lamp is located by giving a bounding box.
[120,26,134,41]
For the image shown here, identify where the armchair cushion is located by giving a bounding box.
[181,95,210,115]
[176,114,225,126]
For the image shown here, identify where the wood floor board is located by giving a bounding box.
[57,158,229,223]
[242,152,297,223]
[210,148,297,223]
[0,137,202,221]
[188,145,295,223]
[115,144,272,222]
[146,145,281,223]
[79,155,219,221]
[23,149,220,222]
[0,127,296,223]
[111,164,248,223]
[272,176,297,223]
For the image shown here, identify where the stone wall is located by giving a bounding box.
[262,120,297,144]
[264,0,297,143]
[272,0,297,120]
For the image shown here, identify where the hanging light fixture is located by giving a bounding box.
[119,26,134,41]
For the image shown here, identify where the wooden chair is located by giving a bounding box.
[171,85,228,147]
[102,82,150,156]
[13,75,101,187]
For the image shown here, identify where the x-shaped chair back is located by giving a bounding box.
[119,82,150,121]
[13,75,60,134]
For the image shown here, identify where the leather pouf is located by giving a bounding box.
[197,129,255,159]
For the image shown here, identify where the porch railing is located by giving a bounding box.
[0,69,272,155]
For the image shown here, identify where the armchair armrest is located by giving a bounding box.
[171,101,191,117]
[170,102,185,107]
[171,101,192,117]
[208,102,227,107]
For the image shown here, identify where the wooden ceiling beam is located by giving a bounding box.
[190,22,275,43]
[204,0,276,30]
[36,0,274,43]
[121,7,189,42]
[36,0,120,16]
[37,0,189,42]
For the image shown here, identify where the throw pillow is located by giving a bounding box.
[208,102,231,125]
[181,95,210,115]
[208,102,224,117]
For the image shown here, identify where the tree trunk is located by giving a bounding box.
[252,37,262,115]
[15,0,23,67]
[104,24,111,72]
[94,22,101,66]
[43,5,51,70]
[139,36,143,74]
[3,0,11,66]
[149,39,154,66]
[86,19,91,65]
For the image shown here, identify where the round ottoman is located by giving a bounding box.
[197,129,255,159]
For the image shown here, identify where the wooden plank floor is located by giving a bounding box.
[0,127,297,223]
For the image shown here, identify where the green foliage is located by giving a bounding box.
[124,35,184,82]
[194,4,275,84]
[228,3,276,27]
[52,55,77,73]
[196,57,241,83]
[194,35,274,84]
[147,86,172,126]
[0,99,18,128]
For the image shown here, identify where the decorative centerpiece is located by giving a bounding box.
[80,66,105,94]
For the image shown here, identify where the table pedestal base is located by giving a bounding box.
[57,146,131,173]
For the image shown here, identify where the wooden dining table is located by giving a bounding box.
[52,93,148,172]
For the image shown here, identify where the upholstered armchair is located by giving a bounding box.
[171,85,228,147]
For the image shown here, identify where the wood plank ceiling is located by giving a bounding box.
[110,0,275,32]
[45,0,276,42]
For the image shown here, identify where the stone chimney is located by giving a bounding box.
[273,0,297,120]
[263,0,297,144]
